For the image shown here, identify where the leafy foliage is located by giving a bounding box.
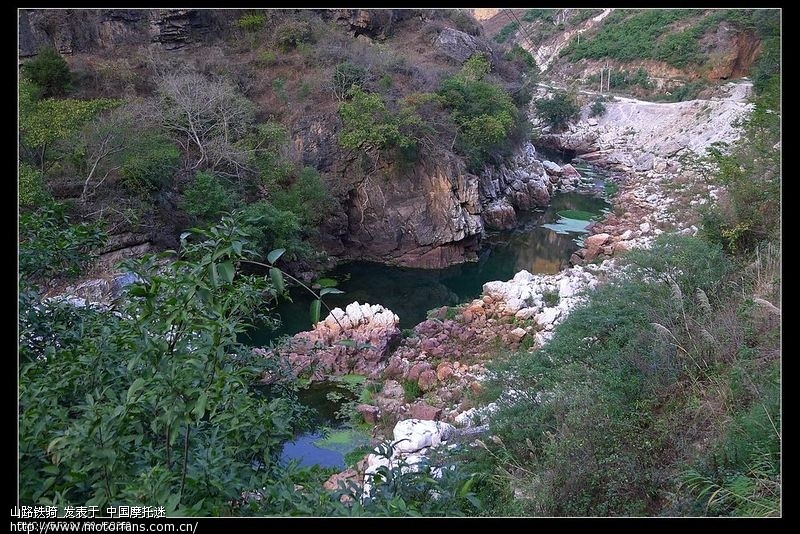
[438,54,522,171]
[700,72,780,253]
[19,77,120,171]
[493,22,518,44]
[19,215,307,515]
[332,62,367,101]
[120,135,180,193]
[589,99,607,118]
[19,162,49,207]
[19,203,106,280]
[534,91,580,130]
[270,167,333,228]
[275,20,314,51]
[338,87,414,153]
[22,47,71,97]
[503,44,538,74]
[181,171,239,225]
[236,12,266,32]
[523,9,556,23]
[562,10,700,65]
[239,201,308,260]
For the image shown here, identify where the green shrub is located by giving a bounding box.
[271,77,288,101]
[542,289,560,307]
[120,135,180,193]
[338,87,413,153]
[22,47,71,97]
[523,9,555,23]
[503,44,538,73]
[298,81,312,100]
[332,62,367,100]
[589,99,606,117]
[256,49,278,65]
[402,380,422,401]
[181,171,239,225]
[563,10,698,63]
[534,91,580,130]
[378,74,393,91]
[700,87,780,253]
[438,54,521,171]
[19,162,49,207]
[271,167,333,227]
[472,235,739,516]
[494,22,518,43]
[240,201,309,259]
[236,12,266,32]
[19,202,106,280]
[275,20,313,51]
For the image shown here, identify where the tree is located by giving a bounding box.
[77,104,145,202]
[22,47,71,97]
[331,62,367,101]
[437,54,521,171]
[181,171,239,225]
[338,87,413,155]
[19,77,119,173]
[153,71,256,176]
[534,91,580,131]
[19,214,303,514]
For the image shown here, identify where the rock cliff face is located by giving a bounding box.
[333,155,484,269]
[316,141,565,268]
[18,9,229,56]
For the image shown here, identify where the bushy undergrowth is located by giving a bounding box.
[463,235,780,516]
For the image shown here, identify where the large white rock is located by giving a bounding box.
[392,419,455,454]
[535,307,561,327]
[513,270,535,283]
[558,277,576,298]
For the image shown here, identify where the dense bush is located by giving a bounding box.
[523,9,555,23]
[338,87,414,153]
[120,135,180,193]
[240,201,309,260]
[19,202,106,280]
[332,62,367,101]
[236,12,266,32]
[534,91,580,130]
[275,20,314,51]
[22,47,71,97]
[503,44,538,73]
[181,171,239,225]
[701,88,780,253]
[464,235,780,516]
[19,162,49,207]
[19,77,119,172]
[19,216,308,514]
[493,22,518,44]
[589,99,607,118]
[270,167,333,227]
[438,54,522,171]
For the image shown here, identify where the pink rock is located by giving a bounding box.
[418,370,438,391]
[357,404,379,424]
[436,362,454,381]
[409,403,442,420]
[408,362,432,381]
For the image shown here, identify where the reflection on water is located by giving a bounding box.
[246,192,609,342]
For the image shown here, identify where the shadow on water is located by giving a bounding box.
[245,191,609,344]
